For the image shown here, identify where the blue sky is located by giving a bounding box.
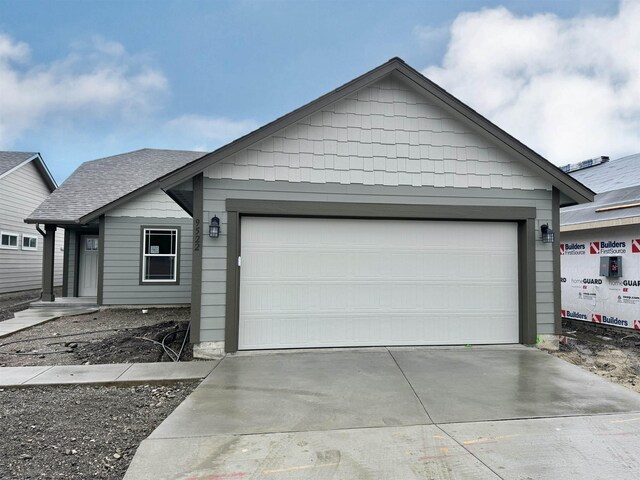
[1,0,634,183]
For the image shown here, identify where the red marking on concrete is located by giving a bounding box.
[185,473,247,480]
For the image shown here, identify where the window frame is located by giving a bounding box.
[139,226,181,285]
[0,231,20,250]
[22,234,38,251]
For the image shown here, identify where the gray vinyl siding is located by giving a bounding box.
[200,179,555,342]
[0,161,63,294]
[102,216,192,305]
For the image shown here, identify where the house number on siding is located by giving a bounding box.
[194,218,201,252]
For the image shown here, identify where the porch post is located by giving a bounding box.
[42,224,57,302]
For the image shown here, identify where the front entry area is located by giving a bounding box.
[78,235,99,297]
[238,217,519,350]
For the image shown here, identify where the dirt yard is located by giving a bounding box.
[0,308,193,367]
[0,382,197,479]
[546,319,640,394]
[0,287,62,322]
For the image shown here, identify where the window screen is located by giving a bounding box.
[142,229,178,282]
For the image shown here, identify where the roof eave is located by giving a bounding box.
[157,58,595,204]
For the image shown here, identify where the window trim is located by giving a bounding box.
[0,231,19,250]
[139,226,181,285]
[22,234,38,251]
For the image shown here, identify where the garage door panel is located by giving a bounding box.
[239,217,519,349]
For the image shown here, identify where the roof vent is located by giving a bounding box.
[560,156,610,173]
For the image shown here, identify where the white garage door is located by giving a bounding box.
[238,217,519,350]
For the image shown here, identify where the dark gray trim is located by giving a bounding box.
[190,174,204,344]
[518,218,537,344]
[165,189,194,217]
[392,66,593,203]
[224,199,537,352]
[73,230,81,297]
[157,58,593,204]
[97,216,105,305]
[41,224,57,302]
[552,187,562,335]
[62,229,70,297]
[224,210,240,352]
[138,225,182,286]
[226,199,536,221]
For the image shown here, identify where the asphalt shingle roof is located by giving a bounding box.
[561,184,640,226]
[27,148,205,224]
[570,153,640,193]
[562,153,640,226]
[0,151,38,176]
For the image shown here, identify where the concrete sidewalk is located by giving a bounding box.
[0,305,98,338]
[0,360,220,387]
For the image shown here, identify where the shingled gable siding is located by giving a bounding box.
[197,74,556,344]
[101,189,192,305]
[0,161,63,294]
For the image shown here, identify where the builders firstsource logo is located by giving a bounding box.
[592,313,629,327]
[633,239,640,253]
[562,310,587,320]
[590,240,626,254]
[560,243,585,255]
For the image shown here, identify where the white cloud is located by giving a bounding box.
[0,33,258,156]
[421,0,640,165]
[0,34,168,147]
[165,114,259,150]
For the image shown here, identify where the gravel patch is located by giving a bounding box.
[545,319,640,393]
[0,308,193,367]
[0,382,197,479]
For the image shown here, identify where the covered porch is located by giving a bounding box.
[37,221,102,304]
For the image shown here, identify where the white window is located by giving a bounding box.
[0,232,19,249]
[142,228,178,282]
[22,234,38,250]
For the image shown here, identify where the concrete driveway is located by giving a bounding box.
[125,346,640,479]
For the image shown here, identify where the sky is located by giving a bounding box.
[0,0,636,183]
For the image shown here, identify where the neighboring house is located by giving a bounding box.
[0,151,63,294]
[26,149,205,304]
[560,153,640,330]
[31,58,593,354]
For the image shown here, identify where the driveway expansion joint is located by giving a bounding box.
[386,347,435,424]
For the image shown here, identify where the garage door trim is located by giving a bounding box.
[224,199,537,352]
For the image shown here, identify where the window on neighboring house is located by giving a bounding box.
[22,235,38,250]
[141,228,179,283]
[0,232,19,249]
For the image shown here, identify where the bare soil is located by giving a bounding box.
[0,308,193,367]
[0,382,197,479]
[0,287,62,322]
[546,319,640,394]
